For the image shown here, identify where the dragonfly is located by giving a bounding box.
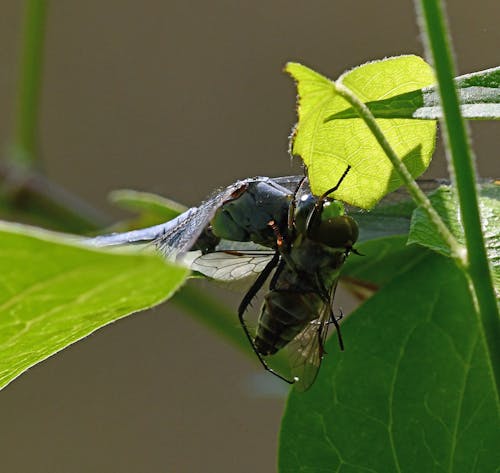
[88,166,361,390]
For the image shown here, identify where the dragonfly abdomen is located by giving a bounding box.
[255,291,320,355]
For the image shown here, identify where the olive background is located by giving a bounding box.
[0,2,498,472]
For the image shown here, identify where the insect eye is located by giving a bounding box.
[309,215,359,249]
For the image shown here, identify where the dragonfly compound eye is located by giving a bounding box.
[310,215,359,249]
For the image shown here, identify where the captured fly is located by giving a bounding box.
[89,167,359,390]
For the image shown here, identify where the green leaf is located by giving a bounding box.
[408,183,499,292]
[107,189,185,229]
[0,221,189,390]
[328,67,500,120]
[279,253,500,472]
[286,56,437,209]
[340,237,427,303]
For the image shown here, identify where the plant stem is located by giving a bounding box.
[12,0,48,165]
[0,161,110,232]
[417,0,500,405]
[333,81,464,265]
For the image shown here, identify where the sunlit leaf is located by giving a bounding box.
[286,56,437,209]
[0,221,188,390]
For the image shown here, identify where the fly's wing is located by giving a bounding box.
[285,290,335,392]
[182,248,275,281]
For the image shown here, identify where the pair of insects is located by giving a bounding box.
[91,167,359,391]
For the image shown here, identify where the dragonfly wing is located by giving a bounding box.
[86,209,198,247]
[182,249,275,281]
[270,175,306,192]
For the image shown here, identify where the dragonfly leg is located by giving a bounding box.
[238,252,297,385]
[268,220,298,273]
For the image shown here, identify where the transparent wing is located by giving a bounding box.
[285,291,334,392]
[86,209,197,247]
[269,175,305,192]
[154,180,255,258]
[182,249,275,281]
[88,177,270,257]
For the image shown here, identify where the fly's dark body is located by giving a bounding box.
[255,236,347,356]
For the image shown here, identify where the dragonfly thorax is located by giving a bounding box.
[210,179,292,248]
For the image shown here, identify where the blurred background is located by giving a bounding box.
[0,1,498,472]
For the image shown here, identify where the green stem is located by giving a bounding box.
[417,0,500,405]
[333,81,464,264]
[0,161,110,232]
[12,0,48,165]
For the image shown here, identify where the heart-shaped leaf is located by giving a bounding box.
[286,56,437,209]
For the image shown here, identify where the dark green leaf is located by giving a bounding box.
[280,253,500,472]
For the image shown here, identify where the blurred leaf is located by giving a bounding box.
[328,66,500,120]
[109,189,185,228]
[280,253,500,472]
[286,56,437,209]
[0,221,188,390]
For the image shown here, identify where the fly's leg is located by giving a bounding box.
[321,307,344,356]
[328,307,344,324]
[316,276,345,351]
[237,252,296,385]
